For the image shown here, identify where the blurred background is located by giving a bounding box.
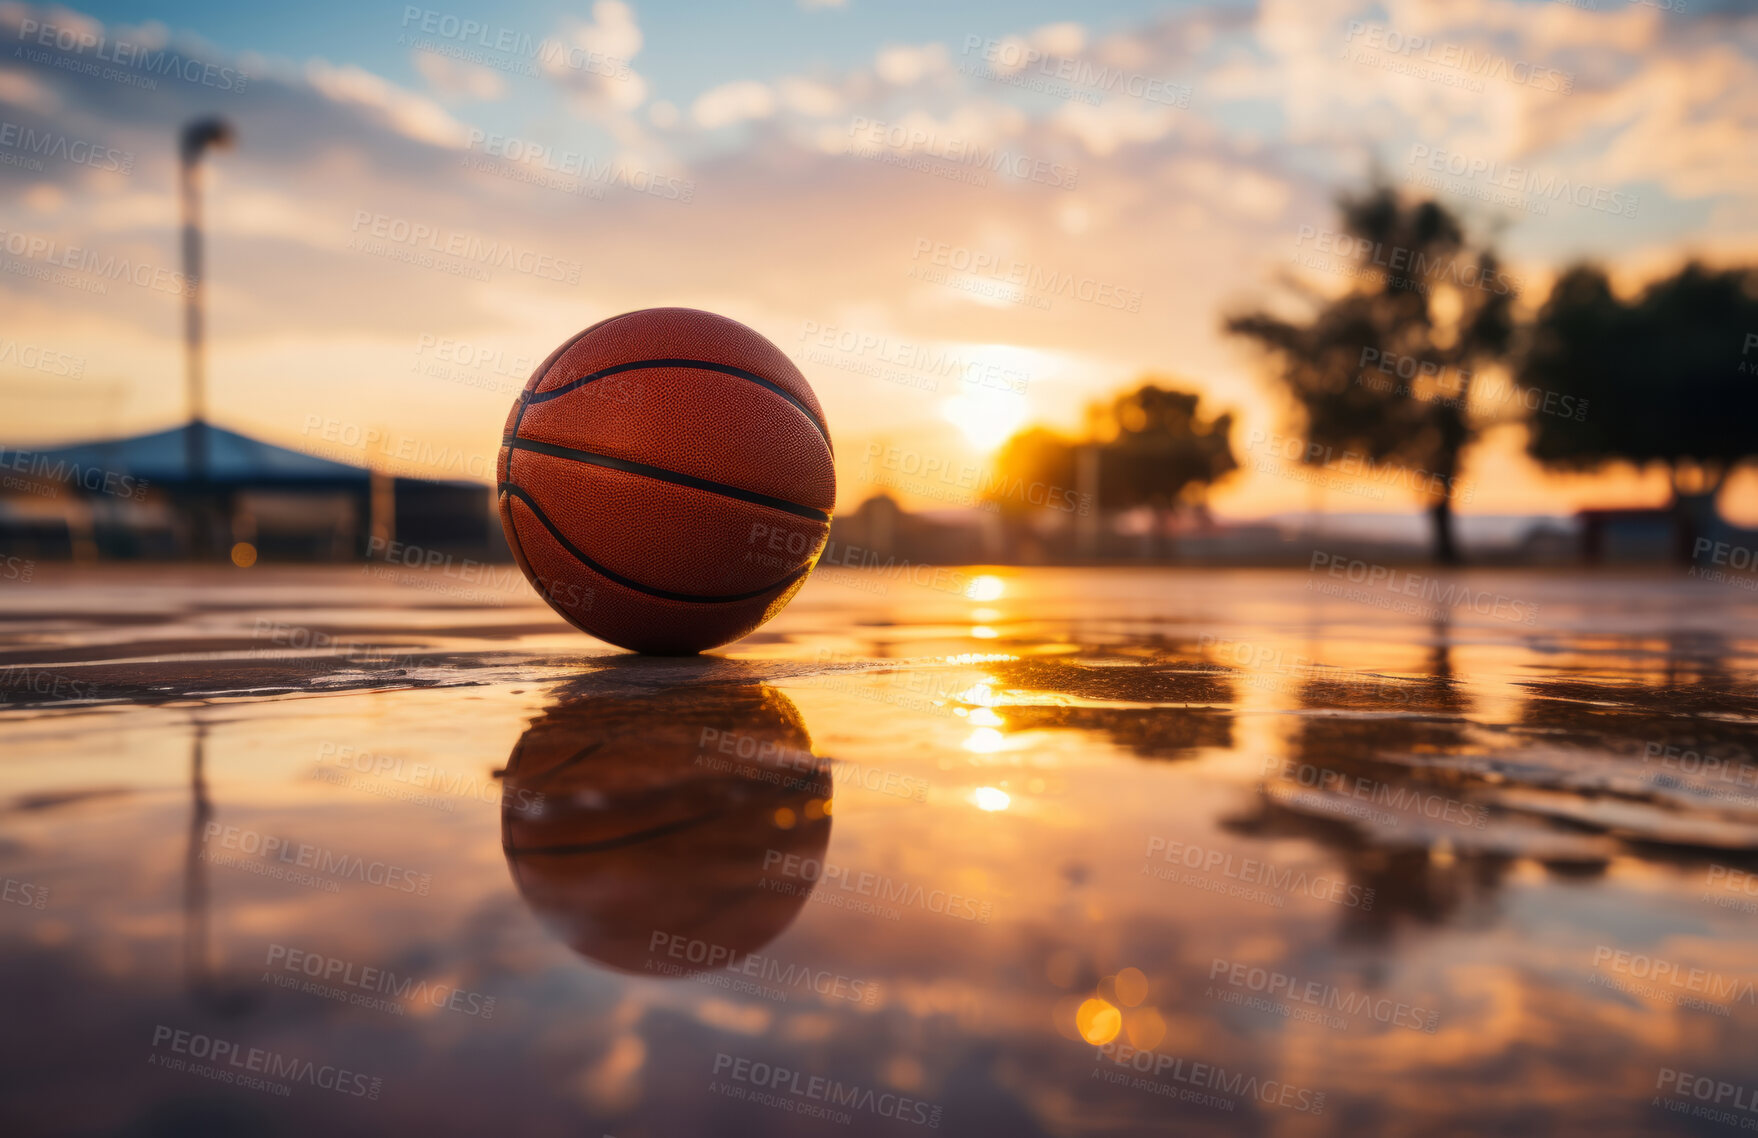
[2,0,1756,570]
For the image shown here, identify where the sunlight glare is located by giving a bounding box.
[943,394,1027,451]
[966,575,1005,601]
[963,727,1005,753]
[971,786,1011,811]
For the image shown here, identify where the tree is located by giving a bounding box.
[988,426,1080,519]
[1226,184,1515,563]
[1517,261,1758,536]
[989,382,1237,559]
[1091,384,1236,554]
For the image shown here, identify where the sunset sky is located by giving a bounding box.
[3,0,1756,522]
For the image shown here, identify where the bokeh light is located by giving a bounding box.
[1075,998,1122,1045]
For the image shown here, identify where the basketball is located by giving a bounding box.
[500,684,833,973]
[498,308,835,654]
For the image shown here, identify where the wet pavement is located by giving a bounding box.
[2,564,1757,1137]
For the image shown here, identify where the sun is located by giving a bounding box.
[942,392,1029,451]
[931,342,1064,451]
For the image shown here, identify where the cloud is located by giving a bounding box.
[1532,41,1758,200]
[1032,22,1087,58]
[566,0,643,63]
[875,43,948,86]
[543,0,649,113]
[412,50,506,103]
[691,80,777,129]
[776,76,843,118]
[0,65,58,113]
[304,60,471,148]
[1168,157,1292,222]
[1052,98,1182,158]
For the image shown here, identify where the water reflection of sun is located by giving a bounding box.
[965,574,1005,602]
[963,727,1005,753]
[970,786,1011,811]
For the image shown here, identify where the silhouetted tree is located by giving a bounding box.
[1227,184,1516,563]
[1092,384,1236,554]
[987,426,1082,559]
[989,426,1080,518]
[1517,262,1758,538]
[989,382,1236,558]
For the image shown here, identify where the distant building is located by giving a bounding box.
[1575,507,1691,564]
[0,420,503,561]
[827,494,1000,565]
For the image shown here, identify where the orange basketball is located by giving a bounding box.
[500,684,832,973]
[498,308,834,654]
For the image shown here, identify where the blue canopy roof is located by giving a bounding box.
[13,421,368,487]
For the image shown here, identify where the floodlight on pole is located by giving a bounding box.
[178,116,233,554]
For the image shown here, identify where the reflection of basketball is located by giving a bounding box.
[501,685,832,974]
[498,308,835,655]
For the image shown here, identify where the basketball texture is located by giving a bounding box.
[498,308,834,654]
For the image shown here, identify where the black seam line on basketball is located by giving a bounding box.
[526,357,829,443]
[500,482,810,605]
[511,318,624,440]
[502,436,831,523]
[500,484,610,638]
[497,479,568,632]
[509,740,606,791]
[501,777,823,855]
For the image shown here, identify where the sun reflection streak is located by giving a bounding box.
[970,786,1011,811]
[965,575,1005,602]
[963,727,1005,753]
[954,682,1000,707]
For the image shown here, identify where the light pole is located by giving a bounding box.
[179,116,233,557]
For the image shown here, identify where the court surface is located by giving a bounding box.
[2,565,1755,1137]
